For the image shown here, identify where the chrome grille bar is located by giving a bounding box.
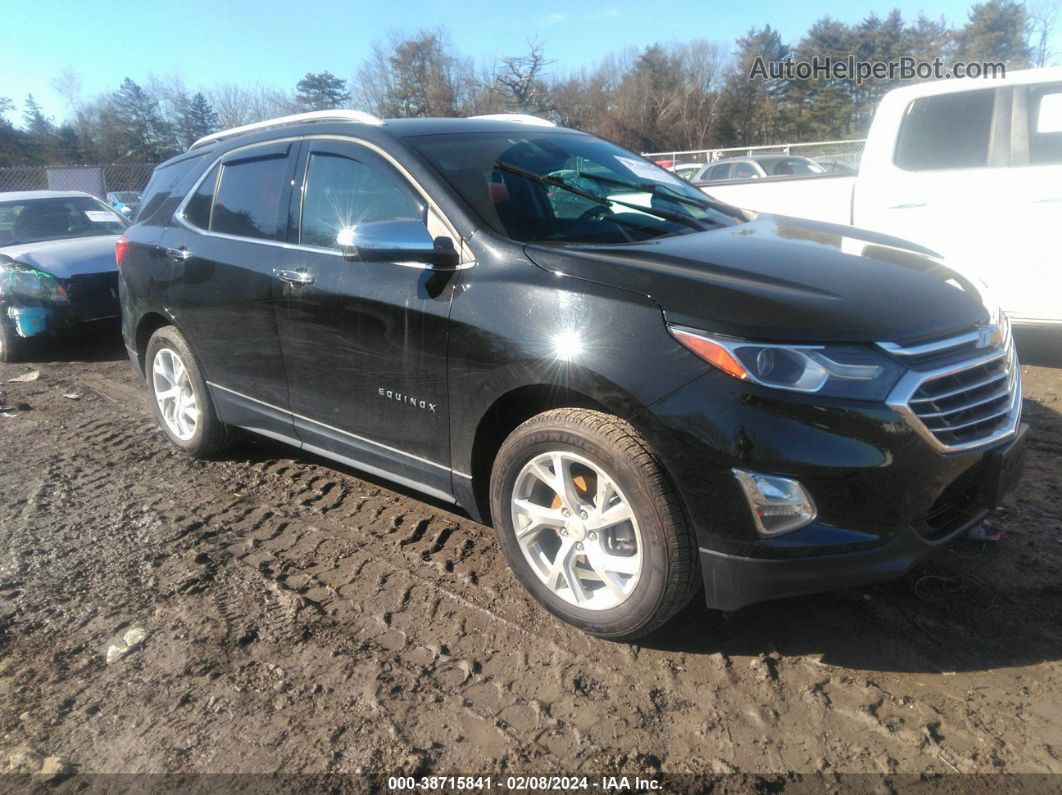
[882,322,1022,453]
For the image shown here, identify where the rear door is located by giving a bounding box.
[852,87,1012,303]
[273,138,459,499]
[998,81,1062,323]
[162,141,297,439]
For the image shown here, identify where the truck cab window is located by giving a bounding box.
[894,88,996,171]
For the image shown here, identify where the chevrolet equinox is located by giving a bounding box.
[118,111,1027,639]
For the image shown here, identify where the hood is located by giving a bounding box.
[0,236,120,279]
[523,215,989,345]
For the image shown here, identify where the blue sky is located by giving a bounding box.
[0,0,1044,123]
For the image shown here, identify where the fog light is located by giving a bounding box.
[732,468,817,536]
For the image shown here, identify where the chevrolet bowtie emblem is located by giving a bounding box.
[976,324,1001,349]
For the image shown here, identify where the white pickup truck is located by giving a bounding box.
[699,67,1062,327]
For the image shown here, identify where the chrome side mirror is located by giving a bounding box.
[336,220,460,270]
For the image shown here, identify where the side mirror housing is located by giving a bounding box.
[336,220,461,270]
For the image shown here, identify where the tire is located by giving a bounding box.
[0,320,27,363]
[145,326,234,458]
[489,408,700,640]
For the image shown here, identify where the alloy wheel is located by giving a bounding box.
[151,347,199,441]
[510,450,643,610]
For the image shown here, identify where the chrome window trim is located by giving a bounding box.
[883,333,1022,454]
[207,381,472,479]
[172,134,472,267]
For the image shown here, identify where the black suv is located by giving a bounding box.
[119,111,1027,640]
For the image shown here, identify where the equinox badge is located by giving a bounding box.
[378,387,437,413]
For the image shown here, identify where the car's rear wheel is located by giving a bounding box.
[490,408,700,640]
[145,326,234,458]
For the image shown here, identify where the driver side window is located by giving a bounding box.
[300,151,424,250]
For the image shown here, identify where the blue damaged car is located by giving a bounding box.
[0,190,129,361]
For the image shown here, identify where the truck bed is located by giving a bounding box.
[696,173,857,225]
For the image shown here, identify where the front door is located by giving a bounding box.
[274,139,459,499]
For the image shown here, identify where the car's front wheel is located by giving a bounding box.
[145,326,234,458]
[490,408,700,640]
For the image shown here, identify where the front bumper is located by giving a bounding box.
[1,272,120,340]
[699,422,1027,611]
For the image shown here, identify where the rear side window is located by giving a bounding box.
[211,154,288,240]
[895,89,996,170]
[732,162,759,179]
[1030,84,1062,165]
[184,164,219,230]
[708,163,731,180]
[300,152,423,250]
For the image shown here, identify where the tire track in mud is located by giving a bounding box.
[16,373,748,768]
[7,364,1059,774]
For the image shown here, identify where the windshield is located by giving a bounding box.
[0,196,130,245]
[109,192,140,204]
[410,131,741,244]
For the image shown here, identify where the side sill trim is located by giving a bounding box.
[206,381,472,479]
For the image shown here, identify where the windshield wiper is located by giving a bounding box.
[493,161,709,231]
[573,170,708,208]
[572,169,739,217]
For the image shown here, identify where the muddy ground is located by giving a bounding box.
[0,326,1059,788]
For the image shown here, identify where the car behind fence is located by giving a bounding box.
[0,163,156,199]
[644,139,866,170]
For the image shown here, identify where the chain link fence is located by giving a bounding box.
[0,163,157,199]
[643,139,866,170]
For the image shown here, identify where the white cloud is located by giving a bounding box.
[541,12,568,25]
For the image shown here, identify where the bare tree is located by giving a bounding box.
[490,40,553,113]
[1029,0,1061,66]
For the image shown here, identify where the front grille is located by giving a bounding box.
[908,344,1018,448]
[882,319,1021,452]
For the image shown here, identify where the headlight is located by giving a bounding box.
[0,260,67,303]
[669,325,905,400]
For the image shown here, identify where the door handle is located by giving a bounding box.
[276,269,315,286]
[165,247,191,261]
[888,202,927,209]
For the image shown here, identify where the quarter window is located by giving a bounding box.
[894,89,996,170]
[300,151,424,250]
[211,154,288,240]
[184,164,219,230]
[1030,85,1062,165]
[708,163,732,181]
[732,162,759,179]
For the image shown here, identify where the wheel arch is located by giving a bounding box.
[134,311,177,376]
[466,382,658,526]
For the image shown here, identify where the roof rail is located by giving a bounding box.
[469,113,555,127]
[190,110,385,149]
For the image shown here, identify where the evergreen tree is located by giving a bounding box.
[716,26,788,146]
[187,92,219,140]
[955,0,1032,65]
[0,97,28,167]
[175,91,220,148]
[295,72,351,110]
[53,125,84,164]
[21,94,54,164]
[112,78,177,160]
